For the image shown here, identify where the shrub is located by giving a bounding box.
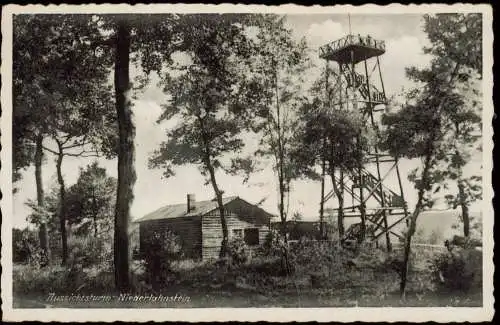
[289,239,344,268]
[13,228,47,266]
[84,269,115,294]
[13,264,89,295]
[143,230,182,288]
[289,239,346,281]
[431,249,481,292]
[247,255,285,276]
[260,228,282,256]
[68,236,112,270]
[227,237,251,265]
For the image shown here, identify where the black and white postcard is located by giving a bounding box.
[1,3,494,322]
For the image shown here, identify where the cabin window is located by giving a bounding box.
[244,228,259,246]
[233,229,243,238]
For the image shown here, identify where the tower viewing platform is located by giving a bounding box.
[319,34,386,64]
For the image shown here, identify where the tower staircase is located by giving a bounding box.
[319,33,410,250]
[327,166,408,245]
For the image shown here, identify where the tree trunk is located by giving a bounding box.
[114,20,134,293]
[277,141,286,244]
[319,150,326,240]
[458,179,470,237]
[198,115,229,259]
[400,62,460,299]
[207,161,228,259]
[329,165,344,240]
[268,65,292,274]
[454,140,470,238]
[55,140,68,265]
[92,187,98,238]
[35,135,50,265]
[276,71,291,274]
[400,152,433,299]
[356,139,366,243]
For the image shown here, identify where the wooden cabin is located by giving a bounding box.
[135,195,274,260]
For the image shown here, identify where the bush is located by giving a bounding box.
[13,264,89,295]
[289,239,344,267]
[13,263,120,297]
[289,239,346,281]
[257,229,295,276]
[431,249,482,292]
[13,228,48,266]
[228,237,251,265]
[68,236,112,269]
[260,228,279,256]
[143,230,182,288]
[247,255,285,276]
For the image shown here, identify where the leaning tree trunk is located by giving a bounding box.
[35,135,50,265]
[400,62,461,299]
[401,62,461,299]
[400,152,433,299]
[207,163,229,259]
[114,20,134,293]
[55,141,68,265]
[198,115,229,259]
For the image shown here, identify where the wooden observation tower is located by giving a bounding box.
[318,32,409,251]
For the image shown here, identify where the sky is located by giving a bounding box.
[12,13,483,229]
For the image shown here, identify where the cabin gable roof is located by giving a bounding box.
[135,196,274,225]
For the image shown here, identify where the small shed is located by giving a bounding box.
[135,195,274,260]
[271,220,326,241]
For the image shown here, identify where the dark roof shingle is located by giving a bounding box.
[135,196,238,222]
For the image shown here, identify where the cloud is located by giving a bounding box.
[381,35,432,94]
[305,19,344,50]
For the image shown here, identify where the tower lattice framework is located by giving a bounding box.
[319,34,409,251]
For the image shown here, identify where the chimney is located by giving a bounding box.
[187,194,196,213]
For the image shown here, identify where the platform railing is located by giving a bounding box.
[320,34,386,58]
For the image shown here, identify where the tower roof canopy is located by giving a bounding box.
[319,34,385,64]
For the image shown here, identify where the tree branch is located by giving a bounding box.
[67,153,100,158]
[43,145,100,158]
[62,134,90,150]
[42,145,59,156]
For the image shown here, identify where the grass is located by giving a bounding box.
[12,244,483,308]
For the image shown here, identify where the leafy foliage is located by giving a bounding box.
[227,238,251,265]
[13,14,117,161]
[13,14,117,263]
[142,230,182,288]
[244,16,310,231]
[13,228,45,265]
[149,15,263,179]
[379,13,483,298]
[293,97,367,179]
[68,236,113,269]
[422,14,482,74]
[430,249,481,292]
[66,162,116,237]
